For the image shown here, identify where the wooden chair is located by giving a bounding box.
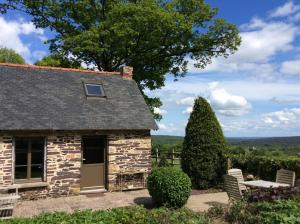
[0,194,20,219]
[227,168,247,192]
[276,169,295,187]
[224,174,243,201]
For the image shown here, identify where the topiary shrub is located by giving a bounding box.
[158,154,170,167]
[147,167,191,208]
[181,97,227,189]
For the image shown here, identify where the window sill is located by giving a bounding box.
[15,182,48,189]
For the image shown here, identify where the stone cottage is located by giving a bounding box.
[0,63,157,199]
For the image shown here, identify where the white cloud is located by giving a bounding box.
[208,85,251,117]
[20,22,44,35]
[0,17,46,63]
[280,59,300,76]
[156,122,177,132]
[176,97,195,106]
[271,96,300,104]
[32,50,47,60]
[236,19,296,62]
[269,1,300,18]
[157,123,167,130]
[221,121,253,132]
[159,76,300,102]
[177,82,251,116]
[291,12,300,21]
[154,107,167,115]
[182,106,193,114]
[188,18,299,80]
[262,108,300,127]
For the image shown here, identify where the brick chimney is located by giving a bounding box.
[120,66,133,80]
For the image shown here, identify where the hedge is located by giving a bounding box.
[229,154,300,180]
[1,205,209,224]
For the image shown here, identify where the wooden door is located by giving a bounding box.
[81,136,106,190]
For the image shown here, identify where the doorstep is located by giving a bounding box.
[80,188,107,194]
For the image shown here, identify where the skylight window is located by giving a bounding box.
[84,83,105,97]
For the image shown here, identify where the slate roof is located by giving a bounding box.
[0,64,157,131]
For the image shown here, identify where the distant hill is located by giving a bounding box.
[228,136,300,147]
[152,135,300,147]
[152,135,184,145]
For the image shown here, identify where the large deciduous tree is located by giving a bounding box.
[34,54,81,68]
[181,97,227,189]
[0,47,25,64]
[0,0,240,119]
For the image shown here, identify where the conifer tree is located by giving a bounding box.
[181,97,227,189]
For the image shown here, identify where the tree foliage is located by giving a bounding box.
[0,47,25,64]
[0,0,241,118]
[34,54,81,68]
[181,97,227,189]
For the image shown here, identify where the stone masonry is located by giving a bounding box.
[46,135,82,197]
[0,136,13,186]
[0,131,152,198]
[107,131,152,191]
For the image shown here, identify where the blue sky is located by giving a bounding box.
[1,1,300,137]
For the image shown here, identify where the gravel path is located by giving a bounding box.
[14,190,229,218]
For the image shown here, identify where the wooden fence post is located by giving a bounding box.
[171,148,175,166]
[227,157,231,170]
[156,148,159,163]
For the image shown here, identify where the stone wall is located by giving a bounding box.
[0,131,152,198]
[0,136,13,186]
[107,131,152,191]
[46,135,82,197]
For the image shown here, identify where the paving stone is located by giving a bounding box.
[13,190,229,218]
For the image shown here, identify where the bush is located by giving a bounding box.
[147,167,191,208]
[207,204,225,219]
[226,198,300,224]
[181,97,227,189]
[229,153,300,180]
[158,154,170,167]
[0,205,209,224]
[0,47,25,64]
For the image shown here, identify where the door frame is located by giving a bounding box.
[80,135,108,190]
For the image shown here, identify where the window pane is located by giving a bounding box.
[15,166,27,179]
[15,137,44,180]
[31,165,43,178]
[31,139,44,152]
[15,138,28,179]
[15,152,27,165]
[15,139,28,152]
[85,84,103,96]
[32,151,43,165]
[82,137,105,164]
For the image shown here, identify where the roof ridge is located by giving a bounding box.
[0,63,120,75]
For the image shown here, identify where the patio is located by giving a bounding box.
[13,190,229,218]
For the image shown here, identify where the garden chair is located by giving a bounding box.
[276,169,295,187]
[224,174,243,201]
[227,168,247,192]
[0,194,20,219]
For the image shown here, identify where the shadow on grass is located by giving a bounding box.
[133,197,155,209]
[205,201,228,208]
